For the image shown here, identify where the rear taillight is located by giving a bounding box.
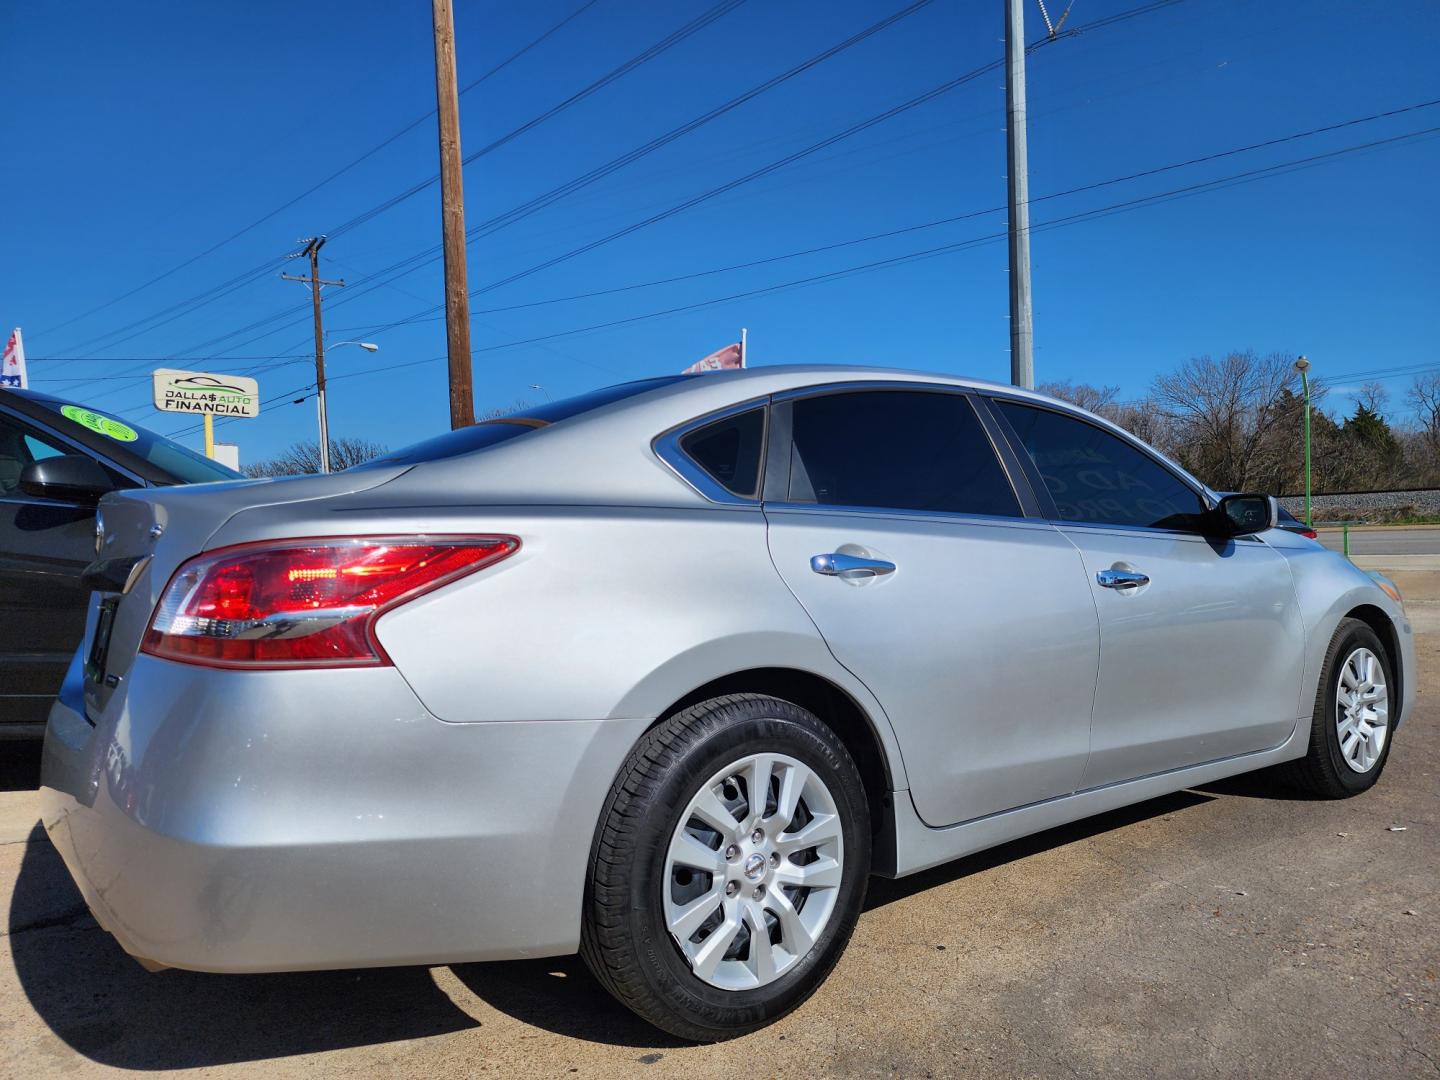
[142,536,517,668]
[1301,528,1318,540]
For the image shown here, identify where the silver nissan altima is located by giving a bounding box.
[41,365,1414,1040]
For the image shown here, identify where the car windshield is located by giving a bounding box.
[30,397,242,484]
[356,376,692,469]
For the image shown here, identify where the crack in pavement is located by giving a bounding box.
[1,905,95,940]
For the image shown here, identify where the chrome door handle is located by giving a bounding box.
[811,553,896,578]
[1096,568,1149,589]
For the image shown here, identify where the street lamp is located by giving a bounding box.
[314,341,380,473]
[1295,355,1312,527]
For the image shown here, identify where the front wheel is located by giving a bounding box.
[580,694,871,1041]
[1281,618,1396,797]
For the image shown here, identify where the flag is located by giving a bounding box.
[683,342,743,374]
[1,328,25,389]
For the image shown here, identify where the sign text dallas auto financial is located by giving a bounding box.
[151,369,260,417]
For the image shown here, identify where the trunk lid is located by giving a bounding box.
[82,467,409,719]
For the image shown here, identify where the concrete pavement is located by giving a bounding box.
[3,611,1437,1077]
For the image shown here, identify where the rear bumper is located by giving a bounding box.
[40,655,647,972]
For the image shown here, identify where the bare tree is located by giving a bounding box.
[244,438,388,478]
[1150,351,1303,492]
[1038,380,1120,414]
[1356,381,1389,416]
[1407,374,1440,457]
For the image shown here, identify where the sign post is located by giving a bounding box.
[151,369,260,459]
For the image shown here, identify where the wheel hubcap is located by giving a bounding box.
[662,752,844,991]
[1336,646,1388,774]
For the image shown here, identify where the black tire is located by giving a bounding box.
[1280,618,1396,797]
[580,693,871,1042]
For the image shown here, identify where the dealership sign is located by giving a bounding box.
[152,369,260,417]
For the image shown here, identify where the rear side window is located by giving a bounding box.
[679,408,765,498]
[996,400,1205,530]
[785,390,1020,517]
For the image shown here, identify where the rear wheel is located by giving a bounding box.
[1281,618,1395,797]
[580,694,871,1041]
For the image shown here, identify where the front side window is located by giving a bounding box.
[785,390,1020,517]
[0,417,69,495]
[996,400,1205,530]
[679,407,765,498]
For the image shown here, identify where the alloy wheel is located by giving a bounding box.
[662,752,844,990]
[1336,646,1388,773]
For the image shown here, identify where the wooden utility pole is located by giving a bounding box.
[432,0,474,429]
[1005,0,1034,390]
[281,237,345,473]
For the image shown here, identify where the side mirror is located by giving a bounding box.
[1214,493,1278,537]
[18,454,115,506]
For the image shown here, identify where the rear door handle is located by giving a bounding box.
[1096,568,1149,589]
[811,553,896,578]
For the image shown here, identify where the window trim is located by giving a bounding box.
[651,396,770,506]
[763,381,1037,522]
[980,390,1220,536]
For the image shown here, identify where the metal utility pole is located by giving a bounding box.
[1295,355,1313,527]
[281,237,345,473]
[1005,0,1034,390]
[432,0,474,429]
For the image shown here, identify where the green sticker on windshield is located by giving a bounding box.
[60,404,138,442]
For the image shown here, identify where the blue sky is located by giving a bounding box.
[2,0,1436,462]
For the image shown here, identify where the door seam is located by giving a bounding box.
[759,507,914,793]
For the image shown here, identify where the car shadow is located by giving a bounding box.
[449,789,1218,1045]
[449,957,689,1050]
[1,739,43,792]
[9,825,482,1069]
[11,784,1265,1062]
[864,788,1215,911]
[1196,769,1327,801]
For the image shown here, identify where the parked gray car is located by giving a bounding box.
[40,365,1414,1040]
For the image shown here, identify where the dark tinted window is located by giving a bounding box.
[786,391,1019,517]
[26,397,240,483]
[996,401,1205,529]
[680,408,764,498]
[358,376,689,469]
[0,416,69,494]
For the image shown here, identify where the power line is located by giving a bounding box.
[328,0,749,241]
[360,60,1007,337]
[36,0,605,346]
[46,259,291,363]
[149,0,1182,368]
[140,0,942,367]
[310,97,1439,330]
[28,353,308,363]
[49,0,753,382]
[169,117,1438,440]
[324,0,1202,338]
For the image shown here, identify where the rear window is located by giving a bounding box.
[357,376,690,469]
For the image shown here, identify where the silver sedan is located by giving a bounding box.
[40,365,1414,1040]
